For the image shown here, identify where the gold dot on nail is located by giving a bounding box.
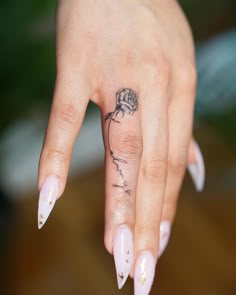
[140,272,146,285]
[126,260,129,263]
[118,272,124,281]
[39,214,44,219]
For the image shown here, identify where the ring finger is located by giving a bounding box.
[102,85,142,289]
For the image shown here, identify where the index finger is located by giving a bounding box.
[38,73,90,229]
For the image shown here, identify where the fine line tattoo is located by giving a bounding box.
[105,88,138,195]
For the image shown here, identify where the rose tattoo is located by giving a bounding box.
[106,88,138,120]
[105,88,138,195]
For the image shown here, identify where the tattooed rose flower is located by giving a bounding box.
[116,88,138,115]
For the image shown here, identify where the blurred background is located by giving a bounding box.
[0,0,236,294]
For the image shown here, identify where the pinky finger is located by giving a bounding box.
[187,139,205,192]
[158,139,205,258]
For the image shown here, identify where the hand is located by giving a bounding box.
[38,0,205,293]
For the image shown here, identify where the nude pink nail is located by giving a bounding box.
[38,175,59,229]
[158,221,171,258]
[134,251,155,295]
[113,226,133,289]
[188,141,205,192]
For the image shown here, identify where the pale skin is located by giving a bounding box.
[38,0,198,291]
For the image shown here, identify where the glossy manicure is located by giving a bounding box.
[38,175,59,229]
[113,226,133,289]
[134,251,155,295]
[188,141,205,192]
[158,221,171,258]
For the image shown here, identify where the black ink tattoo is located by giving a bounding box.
[105,88,138,195]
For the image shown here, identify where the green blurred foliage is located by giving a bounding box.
[0,0,56,128]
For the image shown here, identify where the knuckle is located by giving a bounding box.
[111,196,133,220]
[143,56,170,89]
[142,158,167,184]
[138,3,156,20]
[158,57,170,81]
[178,62,197,90]
[84,29,97,44]
[43,146,70,163]
[169,153,187,173]
[113,196,129,212]
[162,199,177,221]
[136,222,159,239]
[113,131,143,159]
[123,50,136,67]
[60,102,79,126]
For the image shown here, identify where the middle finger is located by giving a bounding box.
[102,85,142,289]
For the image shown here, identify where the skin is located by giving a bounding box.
[38,0,197,280]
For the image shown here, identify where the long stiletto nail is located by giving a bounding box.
[38,175,59,229]
[113,226,133,289]
[158,221,171,258]
[187,141,205,192]
[134,251,155,295]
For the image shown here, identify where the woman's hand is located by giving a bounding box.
[38,0,205,293]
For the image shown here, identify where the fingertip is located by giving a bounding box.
[158,220,171,258]
[37,174,60,229]
[104,230,113,255]
[188,140,205,192]
[134,251,156,295]
[113,225,134,289]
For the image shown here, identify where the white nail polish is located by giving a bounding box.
[38,175,59,229]
[188,141,205,192]
[158,221,171,258]
[113,226,133,289]
[134,251,155,295]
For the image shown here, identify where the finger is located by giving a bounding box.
[102,87,141,289]
[158,138,206,258]
[159,64,196,257]
[134,79,169,294]
[187,139,205,192]
[38,73,90,229]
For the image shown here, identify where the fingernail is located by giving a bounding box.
[134,251,155,295]
[113,226,133,289]
[188,141,205,192]
[158,221,171,258]
[38,175,59,229]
